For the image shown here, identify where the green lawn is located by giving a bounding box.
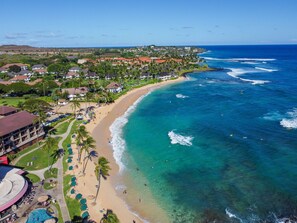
[63,174,81,220]
[54,121,70,135]
[16,137,61,171]
[62,121,81,173]
[26,173,41,183]
[0,97,25,106]
[44,168,58,179]
[44,182,56,190]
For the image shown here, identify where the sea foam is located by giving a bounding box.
[168,131,193,146]
[227,68,269,85]
[225,208,243,223]
[110,93,150,172]
[176,94,189,99]
[280,108,297,129]
[203,57,276,63]
[255,67,278,72]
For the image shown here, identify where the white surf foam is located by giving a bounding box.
[255,67,278,72]
[241,61,260,65]
[280,108,297,129]
[227,68,269,85]
[168,131,193,146]
[110,92,151,172]
[176,94,189,99]
[225,208,243,223]
[203,57,276,62]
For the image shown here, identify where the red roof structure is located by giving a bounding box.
[0,156,8,165]
[0,111,38,137]
[0,106,17,116]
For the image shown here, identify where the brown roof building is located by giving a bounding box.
[0,111,44,156]
[0,106,18,117]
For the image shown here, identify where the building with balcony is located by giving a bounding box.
[0,110,44,156]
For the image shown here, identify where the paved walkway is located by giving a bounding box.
[56,119,75,223]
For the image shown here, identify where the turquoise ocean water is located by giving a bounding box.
[111,45,297,222]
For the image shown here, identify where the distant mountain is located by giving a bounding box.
[0,45,39,51]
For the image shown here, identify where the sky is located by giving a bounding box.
[1,0,297,47]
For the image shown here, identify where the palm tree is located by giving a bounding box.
[75,125,88,162]
[50,146,63,170]
[100,209,119,223]
[43,136,57,171]
[93,157,111,204]
[79,136,95,164]
[71,100,81,116]
[82,150,98,174]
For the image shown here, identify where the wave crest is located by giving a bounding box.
[226,68,269,85]
[203,57,276,62]
[255,67,278,72]
[168,131,193,146]
[110,93,150,172]
[280,108,297,129]
[176,94,189,99]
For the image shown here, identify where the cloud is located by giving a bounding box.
[5,32,27,39]
[35,32,63,38]
[290,38,297,42]
[182,26,194,29]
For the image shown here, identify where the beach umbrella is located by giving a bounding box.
[80,198,86,204]
[68,148,73,152]
[80,204,88,211]
[67,144,71,147]
[71,181,77,186]
[70,189,75,194]
[67,158,72,163]
[68,151,73,155]
[76,193,82,200]
[69,166,73,170]
[37,195,49,203]
[82,211,89,218]
[71,176,76,181]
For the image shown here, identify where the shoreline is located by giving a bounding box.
[74,76,186,222]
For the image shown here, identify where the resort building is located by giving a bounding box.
[106,82,123,93]
[0,110,45,156]
[61,87,89,100]
[0,106,17,118]
[0,165,29,220]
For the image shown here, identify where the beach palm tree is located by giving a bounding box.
[82,150,98,174]
[71,100,80,116]
[93,157,111,204]
[100,209,119,223]
[43,136,57,171]
[75,125,88,162]
[50,146,63,170]
[80,136,95,164]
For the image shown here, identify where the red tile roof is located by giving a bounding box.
[9,75,28,82]
[0,111,38,137]
[0,106,17,116]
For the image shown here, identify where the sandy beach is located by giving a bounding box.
[68,77,185,223]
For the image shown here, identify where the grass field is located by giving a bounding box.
[16,137,61,171]
[0,97,24,106]
[26,173,41,183]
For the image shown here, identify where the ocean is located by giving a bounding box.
[110,45,297,223]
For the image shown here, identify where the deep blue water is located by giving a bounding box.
[116,45,297,222]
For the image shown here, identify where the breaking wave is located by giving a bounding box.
[203,57,276,62]
[176,94,189,99]
[226,68,270,85]
[110,92,151,172]
[280,108,297,129]
[255,67,278,72]
[225,208,243,223]
[168,131,193,146]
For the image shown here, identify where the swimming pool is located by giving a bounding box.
[26,208,54,223]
